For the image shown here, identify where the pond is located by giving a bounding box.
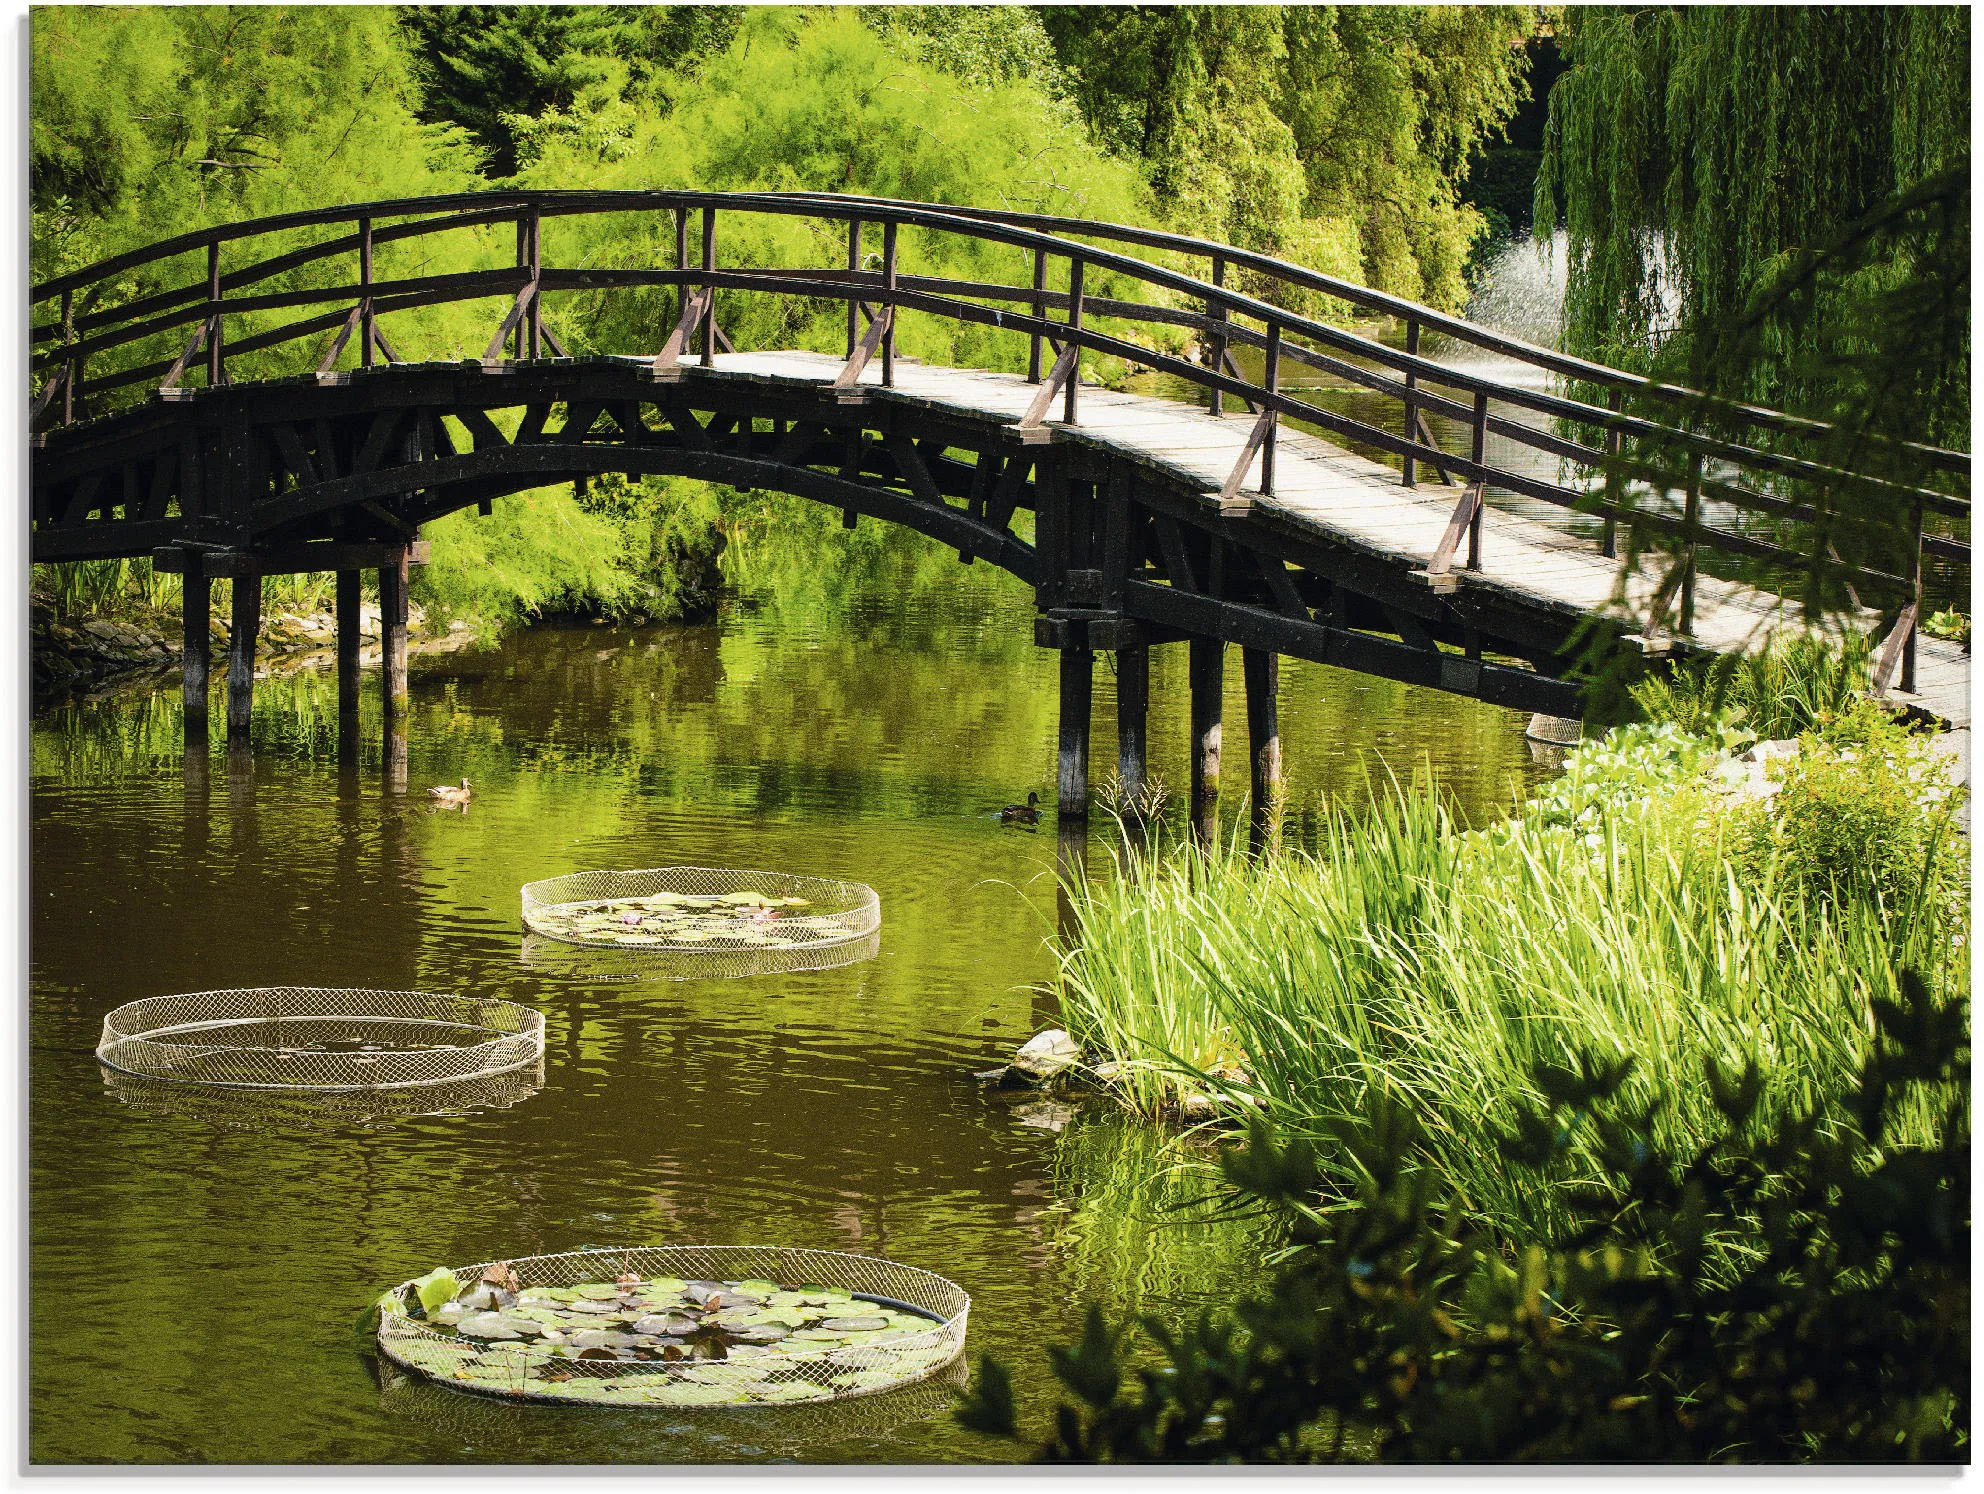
[30,455,1554,1465]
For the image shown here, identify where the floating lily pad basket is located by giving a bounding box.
[95,988,545,1091]
[375,1348,969,1452]
[517,927,881,984]
[377,1246,969,1408]
[102,1059,545,1130]
[520,867,881,980]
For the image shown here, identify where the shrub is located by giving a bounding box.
[1728,698,1967,918]
[958,974,1969,1463]
[1629,633,1872,740]
[1513,720,1730,842]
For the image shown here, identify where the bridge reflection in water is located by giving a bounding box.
[32,192,1969,837]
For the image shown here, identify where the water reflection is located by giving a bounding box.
[371,1352,971,1464]
[100,1061,547,1134]
[518,928,883,984]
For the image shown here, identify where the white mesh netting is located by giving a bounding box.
[377,1246,969,1408]
[520,867,881,980]
[374,1350,970,1453]
[96,988,546,1091]
[102,1060,546,1129]
[517,928,881,983]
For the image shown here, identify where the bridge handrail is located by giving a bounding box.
[37,186,1967,485]
[29,189,1966,674]
[766,191,1974,479]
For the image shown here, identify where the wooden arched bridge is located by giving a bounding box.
[31,191,1969,821]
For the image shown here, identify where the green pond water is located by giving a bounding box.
[30,531,1552,1463]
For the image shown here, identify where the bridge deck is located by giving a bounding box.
[657,349,1969,731]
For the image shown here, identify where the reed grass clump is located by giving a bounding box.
[1055,763,1965,1239]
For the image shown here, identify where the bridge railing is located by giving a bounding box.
[30,190,1968,689]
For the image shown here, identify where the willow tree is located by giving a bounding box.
[1535,5,1968,706]
[1536,6,1969,448]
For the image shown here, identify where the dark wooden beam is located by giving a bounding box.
[1058,645,1093,821]
[1117,641,1149,819]
[1189,636,1223,843]
[153,539,429,577]
[182,559,210,748]
[335,568,362,758]
[380,544,410,792]
[1244,646,1281,854]
[226,571,260,747]
[379,544,409,722]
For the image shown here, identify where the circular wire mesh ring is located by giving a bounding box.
[521,867,881,962]
[96,987,546,1092]
[378,1245,969,1408]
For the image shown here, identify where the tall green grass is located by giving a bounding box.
[1629,630,1874,739]
[1055,785,1965,1239]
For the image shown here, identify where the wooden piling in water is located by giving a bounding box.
[1057,646,1093,821]
[225,567,260,747]
[1116,641,1149,817]
[1189,636,1224,842]
[1244,646,1282,852]
[335,569,362,762]
[181,558,210,747]
[380,545,410,791]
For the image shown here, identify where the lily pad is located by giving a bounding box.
[633,1314,700,1337]
[412,1268,461,1315]
[751,1380,838,1404]
[456,1313,527,1340]
[821,1315,889,1332]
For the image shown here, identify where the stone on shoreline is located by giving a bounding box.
[1011,1028,1080,1080]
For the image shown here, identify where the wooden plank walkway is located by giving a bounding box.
[657,349,1969,731]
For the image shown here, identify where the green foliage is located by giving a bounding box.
[1053,766,1965,1239]
[512,8,1157,381]
[398,4,743,177]
[958,974,1969,1462]
[1040,4,1533,309]
[30,5,477,279]
[412,488,649,628]
[1923,610,1970,646]
[1727,700,1967,919]
[1627,632,1873,741]
[1515,720,1729,839]
[1539,11,1968,653]
[1538,6,1968,429]
[859,5,1067,90]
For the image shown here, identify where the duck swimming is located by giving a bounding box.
[1000,791,1041,826]
[428,777,473,804]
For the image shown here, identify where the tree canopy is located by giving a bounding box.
[1537,5,1970,448]
[1039,4,1534,308]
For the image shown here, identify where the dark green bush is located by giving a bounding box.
[958,973,1968,1463]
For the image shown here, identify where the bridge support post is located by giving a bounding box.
[181,558,211,748]
[1116,641,1149,819]
[380,545,410,792]
[1244,647,1282,854]
[335,569,363,765]
[1057,645,1093,821]
[226,568,260,749]
[1189,637,1224,844]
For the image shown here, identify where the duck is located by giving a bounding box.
[428,777,473,805]
[1000,791,1042,826]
